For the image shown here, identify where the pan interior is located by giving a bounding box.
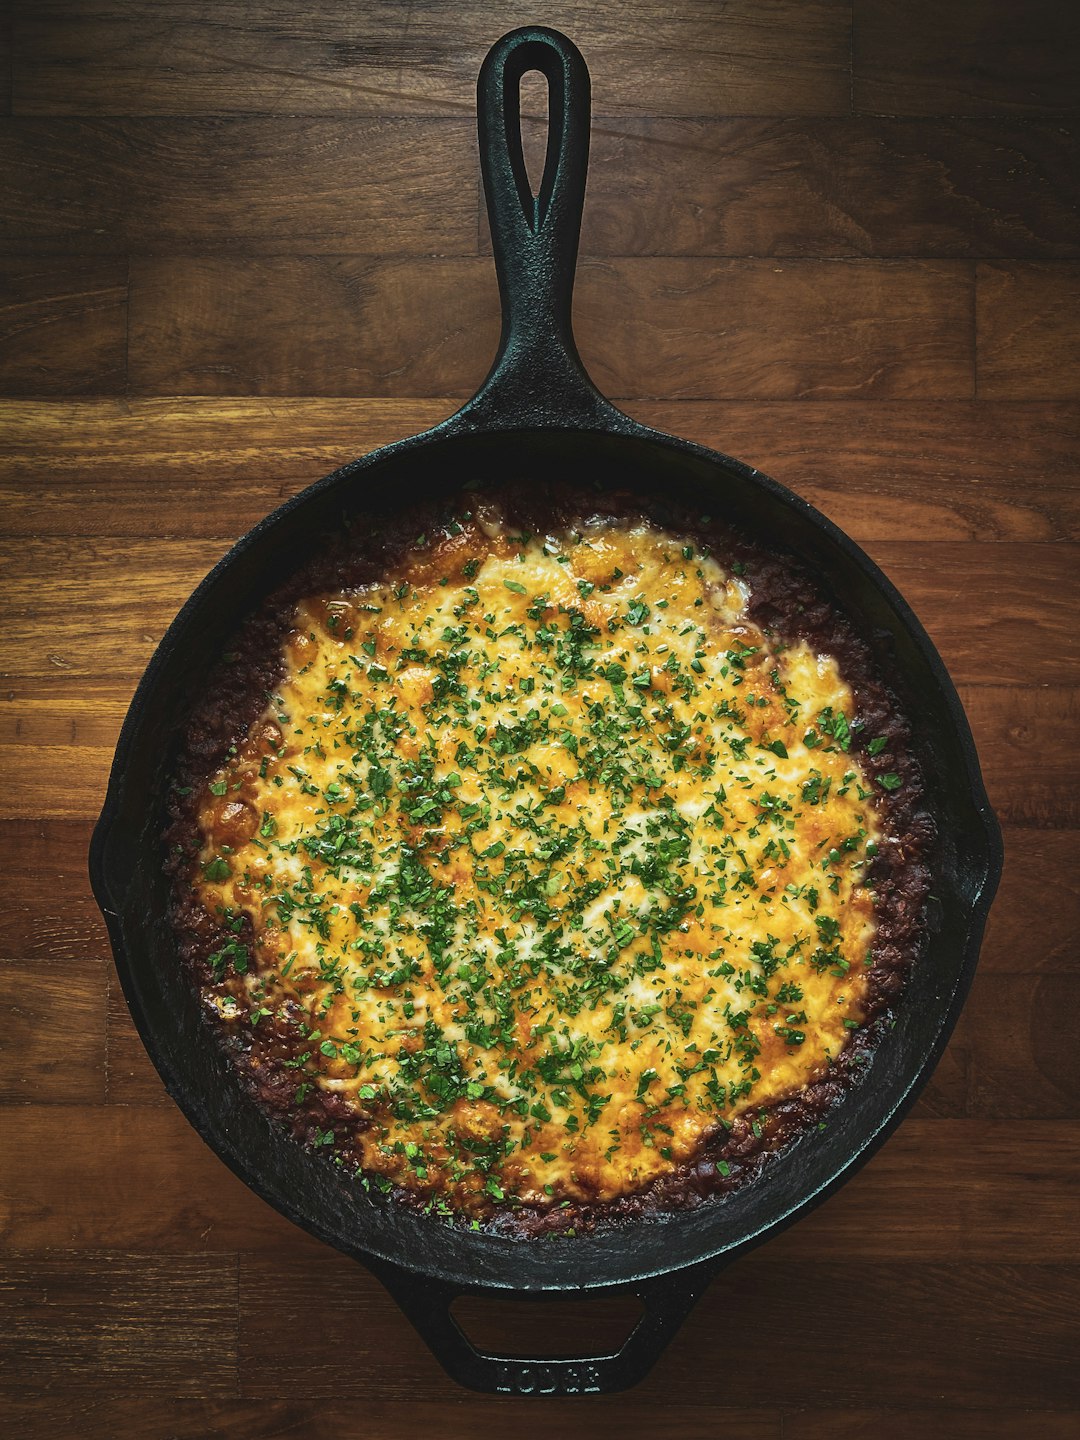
[96,424,996,1292]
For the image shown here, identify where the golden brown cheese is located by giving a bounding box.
[192,512,883,1217]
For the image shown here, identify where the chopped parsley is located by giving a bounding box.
[192,514,886,1216]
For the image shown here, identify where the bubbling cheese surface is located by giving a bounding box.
[194,511,882,1217]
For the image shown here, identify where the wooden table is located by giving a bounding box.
[2,3,1078,1435]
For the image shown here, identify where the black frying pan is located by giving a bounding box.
[90,27,1003,1395]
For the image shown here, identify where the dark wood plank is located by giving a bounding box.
[0,742,114,820]
[0,819,102,962]
[5,1109,1075,1261]
[596,1254,1078,1409]
[977,262,1080,400]
[862,548,1080,688]
[0,1396,783,1440]
[518,118,1080,259]
[0,258,126,395]
[962,684,1080,827]
[0,1252,238,1396]
[977,830,1079,974]
[915,973,1080,1120]
[785,1413,1080,1440]
[3,398,1078,543]
[127,257,974,399]
[107,961,169,1103]
[127,256,498,398]
[0,534,228,682]
[578,260,974,401]
[749,1121,1080,1263]
[635,400,1080,542]
[238,1251,1080,1406]
[12,1,851,118]
[0,1105,304,1253]
[0,678,128,747]
[913,1013,974,1121]
[7,117,1079,260]
[854,0,1080,116]
[0,118,478,255]
[0,960,106,1102]
[0,13,11,117]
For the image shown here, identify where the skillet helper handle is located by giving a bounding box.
[370,1260,714,1395]
[456,26,618,430]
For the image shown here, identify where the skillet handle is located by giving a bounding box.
[449,26,623,432]
[368,1259,715,1395]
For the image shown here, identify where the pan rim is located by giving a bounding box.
[90,415,1003,1294]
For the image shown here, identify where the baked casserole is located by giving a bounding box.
[167,484,931,1235]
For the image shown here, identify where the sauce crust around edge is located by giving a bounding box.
[166,484,933,1237]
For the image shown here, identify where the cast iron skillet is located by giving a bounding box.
[90,27,1003,1395]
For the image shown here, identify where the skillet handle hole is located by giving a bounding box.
[451,1291,644,1358]
[518,67,551,202]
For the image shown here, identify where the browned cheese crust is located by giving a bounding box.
[165,482,932,1237]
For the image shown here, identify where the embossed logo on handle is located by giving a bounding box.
[495,1360,603,1395]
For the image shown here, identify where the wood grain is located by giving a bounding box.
[577,260,974,401]
[0,1252,238,1396]
[0,819,101,962]
[127,256,974,399]
[784,1414,1080,1440]
[8,1400,1076,1440]
[634,400,1080,541]
[975,831,1079,974]
[3,397,1078,543]
[11,1,851,118]
[513,117,1080,259]
[0,1105,302,1253]
[0,1396,786,1440]
[3,0,1077,1425]
[0,681,128,749]
[861,550,1080,687]
[963,685,1080,827]
[6,117,1079,260]
[977,262,1080,400]
[4,1108,1076,1262]
[235,1251,1080,1406]
[0,960,106,1102]
[0,397,456,538]
[0,118,478,256]
[0,258,126,394]
[0,745,113,820]
[914,972,1080,1120]
[127,256,498,398]
[106,966,169,1104]
[2,748,116,828]
[693,1120,1080,1260]
[0,15,11,118]
[853,0,1080,116]
[1,535,230,682]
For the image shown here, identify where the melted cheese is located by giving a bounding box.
[192,512,882,1217]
